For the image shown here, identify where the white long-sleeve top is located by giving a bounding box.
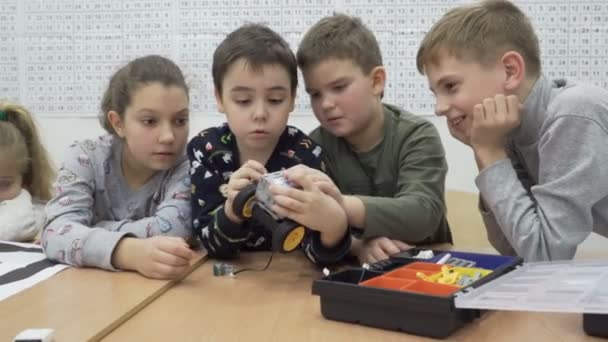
[0,189,45,242]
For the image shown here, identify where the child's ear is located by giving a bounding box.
[369,66,386,97]
[107,111,125,138]
[501,51,526,92]
[214,88,225,113]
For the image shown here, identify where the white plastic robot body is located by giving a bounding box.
[255,171,293,219]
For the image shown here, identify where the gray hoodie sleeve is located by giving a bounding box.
[479,145,530,256]
[93,160,192,239]
[42,143,131,270]
[476,116,608,261]
[478,196,517,256]
[43,143,192,271]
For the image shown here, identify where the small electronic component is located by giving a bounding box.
[456,272,483,287]
[213,262,235,276]
[445,257,477,268]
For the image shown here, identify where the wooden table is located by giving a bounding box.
[2,191,605,341]
[0,255,206,342]
[103,252,606,342]
[445,191,489,251]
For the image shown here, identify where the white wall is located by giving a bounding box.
[37,114,479,193]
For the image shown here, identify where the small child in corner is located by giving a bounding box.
[0,102,55,242]
[42,55,195,279]
[188,24,350,266]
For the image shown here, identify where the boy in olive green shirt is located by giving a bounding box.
[287,14,453,263]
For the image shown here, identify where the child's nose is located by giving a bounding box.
[252,101,268,121]
[321,95,335,111]
[159,124,175,144]
[435,96,450,116]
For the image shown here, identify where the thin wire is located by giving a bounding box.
[230,251,275,276]
[357,268,367,284]
[357,262,376,284]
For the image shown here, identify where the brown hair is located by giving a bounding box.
[416,0,540,78]
[296,13,382,74]
[212,23,298,97]
[100,55,189,135]
[0,102,55,200]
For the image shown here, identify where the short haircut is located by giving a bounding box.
[416,0,541,78]
[297,13,383,74]
[212,24,298,96]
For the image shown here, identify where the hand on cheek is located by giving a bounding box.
[470,94,521,168]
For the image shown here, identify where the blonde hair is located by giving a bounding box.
[416,0,540,78]
[0,102,55,200]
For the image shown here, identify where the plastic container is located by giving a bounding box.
[314,251,608,338]
[312,249,522,338]
[455,259,608,338]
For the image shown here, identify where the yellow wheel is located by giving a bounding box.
[282,226,305,252]
[241,197,256,218]
[233,184,257,220]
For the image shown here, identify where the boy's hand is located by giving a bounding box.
[470,94,521,168]
[224,160,267,223]
[283,165,344,207]
[113,236,195,279]
[351,237,412,264]
[269,167,348,248]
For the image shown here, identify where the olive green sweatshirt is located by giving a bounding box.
[310,103,452,245]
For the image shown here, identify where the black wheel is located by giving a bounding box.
[233,183,257,219]
[273,219,306,253]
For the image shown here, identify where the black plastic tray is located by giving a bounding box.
[312,249,522,339]
[583,313,608,337]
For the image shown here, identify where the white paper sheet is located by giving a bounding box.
[0,241,69,302]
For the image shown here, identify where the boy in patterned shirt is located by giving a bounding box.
[188,24,350,266]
